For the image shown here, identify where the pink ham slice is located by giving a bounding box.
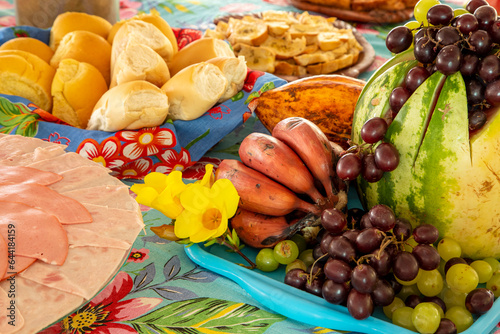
[78,204,144,244]
[27,151,109,174]
[48,165,124,193]
[62,185,140,212]
[0,235,7,280]
[0,183,92,224]
[0,285,25,333]
[0,144,66,167]
[0,135,64,160]
[0,201,69,266]
[0,276,83,334]
[0,165,62,185]
[64,226,131,249]
[2,256,36,280]
[19,245,127,300]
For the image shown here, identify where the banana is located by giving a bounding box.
[250,74,365,149]
[230,208,318,248]
[215,159,321,216]
[272,117,340,207]
[238,132,326,205]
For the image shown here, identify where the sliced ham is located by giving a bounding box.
[0,184,92,224]
[19,246,127,300]
[48,165,123,193]
[63,185,140,211]
[2,256,36,281]
[0,235,7,280]
[0,135,63,160]
[0,165,62,185]
[78,204,144,243]
[27,151,109,174]
[0,144,66,167]
[0,201,69,265]
[64,226,131,249]
[0,285,25,333]
[0,277,83,334]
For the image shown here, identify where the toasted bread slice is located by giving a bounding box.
[266,21,291,36]
[294,43,349,66]
[262,10,299,24]
[274,60,307,76]
[306,48,360,75]
[227,17,269,46]
[233,43,275,72]
[260,34,307,59]
[317,29,356,51]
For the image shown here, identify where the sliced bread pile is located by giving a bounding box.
[206,11,363,77]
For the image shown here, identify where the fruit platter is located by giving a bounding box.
[2,0,500,331]
[135,0,500,333]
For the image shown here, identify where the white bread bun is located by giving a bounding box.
[51,59,108,128]
[111,20,174,71]
[206,56,247,103]
[50,30,112,86]
[0,50,55,111]
[110,43,170,88]
[108,9,178,55]
[161,62,228,121]
[87,80,169,132]
[50,12,112,50]
[168,38,235,76]
[0,37,54,64]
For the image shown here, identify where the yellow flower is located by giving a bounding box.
[197,164,214,187]
[174,178,239,243]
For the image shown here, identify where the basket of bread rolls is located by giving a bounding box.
[0,10,288,178]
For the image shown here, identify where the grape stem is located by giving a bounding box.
[308,252,328,284]
[218,237,257,269]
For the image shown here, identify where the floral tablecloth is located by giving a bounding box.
[1,0,499,333]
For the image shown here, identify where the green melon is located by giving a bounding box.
[352,51,500,259]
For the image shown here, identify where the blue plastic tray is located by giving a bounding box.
[185,236,500,334]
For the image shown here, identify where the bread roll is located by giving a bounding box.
[0,37,54,63]
[161,62,228,121]
[0,50,55,111]
[206,56,247,103]
[110,44,170,88]
[50,12,112,50]
[108,10,178,55]
[51,59,108,129]
[168,38,235,76]
[50,30,112,86]
[111,20,174,71]
[87,81,169,132]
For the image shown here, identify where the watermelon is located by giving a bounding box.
[352,51,500,259]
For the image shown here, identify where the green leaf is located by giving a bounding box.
[185,128,210,150]
[259,81,276,94]
[204,239,216,247]
[127,297,285,334]
[231,91,244,102]
[245,92,261,104]
[0,97,39,136]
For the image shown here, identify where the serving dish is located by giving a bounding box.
[185,243,500,334]
[289,0,414,23]
[185,189,500,333]
[213,13,376,81]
